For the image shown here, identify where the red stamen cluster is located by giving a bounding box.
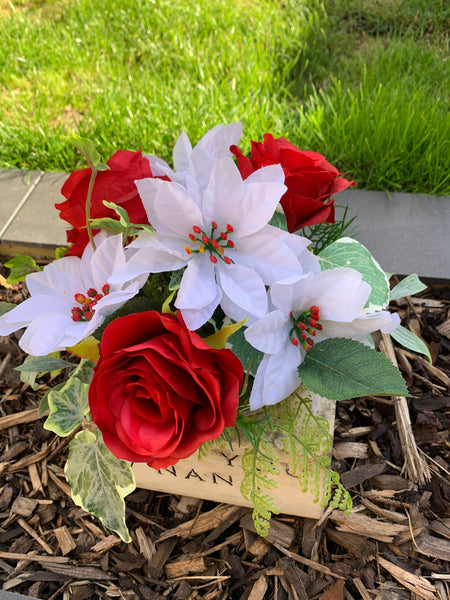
[289,305,322,351]
[71,284,110,322]
[184,222,235,265]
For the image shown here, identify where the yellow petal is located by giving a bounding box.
[67,336,100,362]
[203,319,247,350]
[162,291,176,314]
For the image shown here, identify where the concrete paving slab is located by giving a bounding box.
[335,189,450,280]
[0,592,38,600]
[0,169,43,238]
[1,171,68,252]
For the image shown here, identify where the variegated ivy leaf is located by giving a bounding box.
[390,325,432,363]
[318,237,390,312]
[65,428,135,542]
[389,274,427,301]
[44,359,95,436]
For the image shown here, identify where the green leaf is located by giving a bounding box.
[390,274,427,301]
[228,326,264,376]
[66,133,101,167]
[103,201,131,228]
[318,237,390,311]
[5,254,40,284]
[268,211,288,231]
[15,356,74,372]
[298,338,410,401]
[38,382,65,417]
[65,428,135,542]
[89,217,126,234]
[55,246,69,260]
[0,302,16,316]
[44,376,89,436]
[390,325,432,363]
[168,268,184,291]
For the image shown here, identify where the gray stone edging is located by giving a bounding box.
[0,169,449,279]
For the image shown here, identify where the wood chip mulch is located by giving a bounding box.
[0,267,449,600]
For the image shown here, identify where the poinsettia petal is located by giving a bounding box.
[244,310,291,354]
[19,312,89,355]
[136,177,202,237]
[233,232,303,284]
[176,254,217,310]
[172,130,193,173]
[234,165,286,238]
[249,342,301,410]
[216,262,267,321]
[323,311,400,338]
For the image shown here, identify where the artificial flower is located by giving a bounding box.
[0,233,145,356]
[245,268,401,411]
[56,150,152,257]
[112,155,312,330]
[231,134,354,232]
[89,310,244,469]
[146,122,243,191]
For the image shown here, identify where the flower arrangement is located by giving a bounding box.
[0,123,428,540]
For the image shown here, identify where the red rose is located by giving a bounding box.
[56,150,152,257]
[89,311,243,469]
[231,134,354,233]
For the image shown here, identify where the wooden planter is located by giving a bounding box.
[133,391,336,519]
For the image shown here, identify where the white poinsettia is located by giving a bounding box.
[111,155,312,330]
[146,122,243,194]
[245,268,401,411]
[0,233,145,356]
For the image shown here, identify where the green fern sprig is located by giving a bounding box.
[276,393,352,512]
[240,436,280,538]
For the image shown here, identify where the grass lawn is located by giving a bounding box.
[0,0,449,194]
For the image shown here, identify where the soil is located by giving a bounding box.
[0,268,449,600]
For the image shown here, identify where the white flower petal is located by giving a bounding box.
[179,286,223,331]
[201,157,244,226]
[244,310,291,354]
[216,262,267,321]
[172,130,193,173]
[249,342,301,410]
[322,310,400,338]
[176,253,218,312]
[234,166,286,238]
[83,234,126,290]
[19,313,88,355]
[234,233,303,284]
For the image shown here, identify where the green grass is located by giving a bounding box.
[0,0,449,194]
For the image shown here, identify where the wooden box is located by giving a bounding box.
[133,391,336,519]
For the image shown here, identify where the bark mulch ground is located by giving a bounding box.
[0,266,449,600]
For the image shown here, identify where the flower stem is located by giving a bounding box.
[85,165,97,251]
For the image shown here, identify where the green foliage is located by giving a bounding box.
[16,354,73,391]
[318,237,390,311]
[0,302,16,316]
[240,440,280,538]
[390,274,427,301]
[5,255,41,284]
[237,389,352,536]
[65,428,135,542]
[15,355,74,372]
[300,205,357,253]
[44,359,94,436]
[269,211,288,232]
[390,325,432,363]
[298,338,410,401]
[278,393,351,511]
[65,132,107,170]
